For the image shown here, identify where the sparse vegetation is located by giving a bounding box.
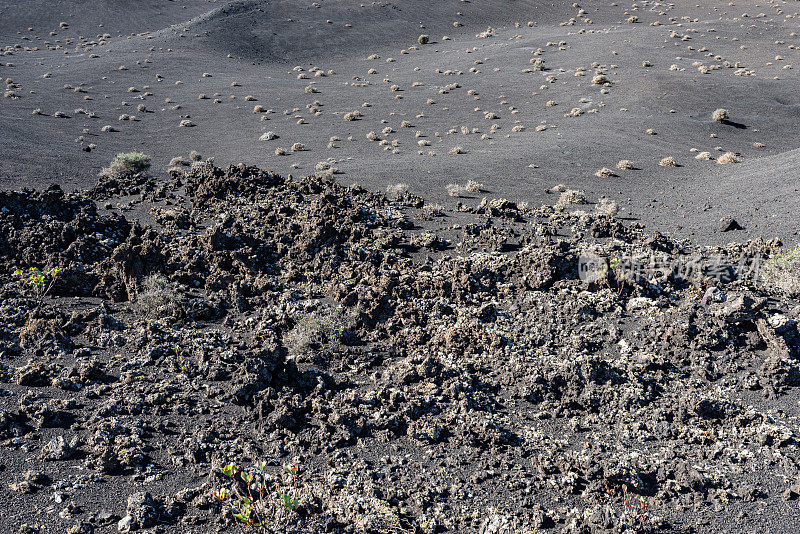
[712,108,729,122]
[465,180,484,192]
[763,247,800,296]
[285,308,353,357]
[595,167,618,178]
[557,189,586,205]
[717,151,740,164]
[101,152,151,179]
[13,267,60,306]
[596,197,619,216]
[659,156,678,167]
[214,462,306,530]
[386,182,410,200]
[616,160,635,170]
[136,274,182,318]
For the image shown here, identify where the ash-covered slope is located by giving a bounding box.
[1,0,799,244]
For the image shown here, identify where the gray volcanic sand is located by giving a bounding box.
[2,0,799,244]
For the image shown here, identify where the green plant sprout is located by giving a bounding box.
[214,461,304,530]
[13,267,61,304]
[174,346,188,374]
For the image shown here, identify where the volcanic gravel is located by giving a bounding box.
[1,162,800,533]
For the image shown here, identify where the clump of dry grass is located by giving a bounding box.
[259,131,277,141]
[386,183,409,199]
[100,152,151,180]
[695,151,712,160]
[596,197,619,216]
[449,146,466,154]
[291,143,305,152]
[616,160,635,170]
[446,183,465,197]
[763,248,800,296]
[659,157,678,167]
[465,180,484,192]
[253,105,266,113]
[717,152,740,164]
[712,108,729,122]
[557,189,586,205]
[179,119,195,127]
[169,156,190,167]
[421,203,445,218]
[314,159,338,174]
[418,34,429,45]
[343,111,362,121]
[595,167,618,178]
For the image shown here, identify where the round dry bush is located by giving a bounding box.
[717,152,741,164]
[558,189,586,205]
[595,167,618,178]
[712,108,729,122]
[659,157,678,167]
[616,160,635,170]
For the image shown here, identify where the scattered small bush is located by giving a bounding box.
[659,157,678,167]
[595,167,618,178]
[102,152,151,179]
[596,197,619,216]
[557,189,586,205]
[386,183,410,199]
[763,247,800,296]
[464,180,483,192]
[717,151,741,164]
[712,108,729,122]
[616,160,635,170]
